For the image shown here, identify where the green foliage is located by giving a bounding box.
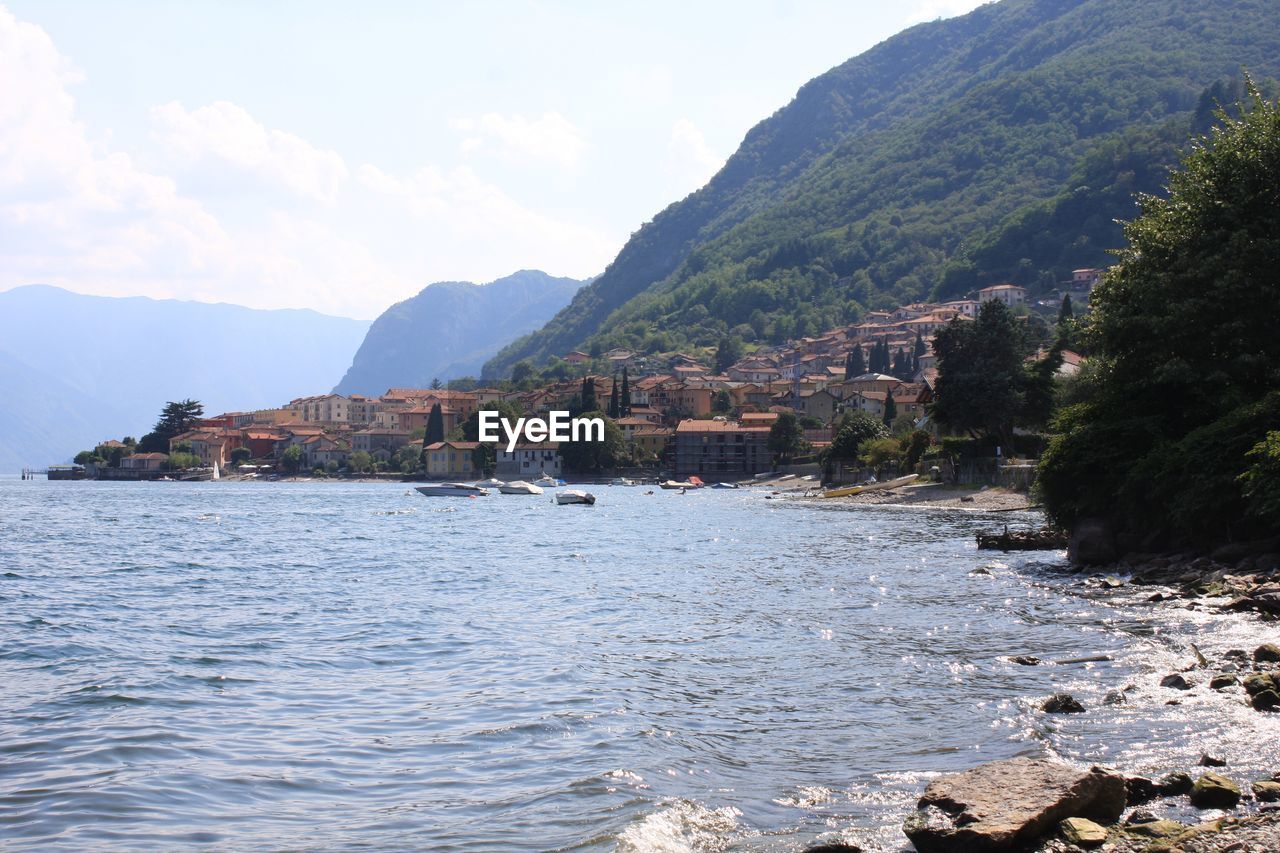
[138,399,204,453]
[280,444,304,473]
[861,437,903,469]
[485,6,1280,374]
[826,411,889,460]
[458,401,525,442]
[74,450,103,466]
[1240,431,1280,524]
[882,391,897,426]
[930,300,1034,443]
[1039,87,1280,544]
[349,450,373,473]
[165,452,200,470]
[712,389,733,414]
[558,412,626,473]
[904,430,932,468]
[230,447,252,466]
[393,444,421,474]
[714,335,745,373]
[767,411,807,464]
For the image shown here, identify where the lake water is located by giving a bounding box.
[2,478,1277,850]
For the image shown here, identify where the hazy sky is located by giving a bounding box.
[0,1,988,318]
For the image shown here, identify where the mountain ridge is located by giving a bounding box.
[484,0,1280,374]
[332,270,584,396]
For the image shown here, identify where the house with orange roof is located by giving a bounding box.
[423,440,480,479]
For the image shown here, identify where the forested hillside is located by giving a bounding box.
[484,0,1280,376]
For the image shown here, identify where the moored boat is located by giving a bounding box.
[497,480,543,495]
[475,478,505,488]
[710,482,739,489]
[822,473,919,498]
[555,489,596,505]
[532,472,559,487]
[415,482,490,497]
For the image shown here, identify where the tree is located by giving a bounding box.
[74,449,103,466]
[930,300,1030,446]
[607,375,621,419]
[620,368,632,416]
[430,377,442,390]
[459,401,524,442]
[511,360,534,385]
[882,390,897,426]
[420,402,445,467]
[767,411,807,465]
[472,444,496,476]
[580,376,597,414]
[712,389,733,413]
[137,399,204,453]
[349,450,373,473]
[281,444,304,474]
[826,411,888,459]
[393,444,421,474]
[1058,293,1074,325]
[914,330,926,361]
[230,447,252,467]
[714,335,744,373]
[1039,85,1280,546]
[845,345,866,378]
[558,411,625,473]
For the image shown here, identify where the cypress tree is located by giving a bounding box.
[846,345,866,378]
[620,368,631,416]
[425,402,445,444]
[883,389,897,426]
[581,376,598,413]
[1058,293,1074,325]
[914,330,926,359]
[607,375,620,419]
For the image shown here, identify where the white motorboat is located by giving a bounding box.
[415,482,490,497]
[532,473,560,487]
[710,482,740,489]
[555,489,596,505]
[497,480,543,495]
[475,477,505,488]
[609,477,636,486]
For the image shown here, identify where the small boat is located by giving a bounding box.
[609,477,636,486]
[710,482,739,489]
[497,480,543,495]
[415,482,490,497]
[822,473,919,498]
[555,489,596,505]
[532,472,559,487]
[475,478,505,488]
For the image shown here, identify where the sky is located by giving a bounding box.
[0,1,988,319]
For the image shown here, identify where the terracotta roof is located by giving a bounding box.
[675,419,770,433]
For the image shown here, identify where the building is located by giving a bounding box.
[423,440,480,479]
[977,284,1027,308]
[671,418,772,477]
[291,394,351,424]
[120,452,168,471]
[496,443,561,480]
[352,427,413,457]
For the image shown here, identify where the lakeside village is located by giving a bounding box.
[53,275,1097,487]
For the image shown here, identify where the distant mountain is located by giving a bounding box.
[333,270,584,396]
[484,0,1280,374]
[0,285,369,470]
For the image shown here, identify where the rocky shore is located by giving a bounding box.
[814,483,1036,511]
[812,545,1280,852]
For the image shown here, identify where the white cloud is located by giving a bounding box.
[151,100,349,204]
[0,7,619,319]
[358,163,618,283]
[663,118,723,199]
[449,111,586,170]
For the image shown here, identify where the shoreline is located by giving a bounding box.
[792,481,1037,512]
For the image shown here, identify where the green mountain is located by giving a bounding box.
[484,0,1280,375]
[333,270,584,395]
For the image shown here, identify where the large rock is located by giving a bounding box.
[1059,817,1107,848]
[1189,772,1241,809]
[902,758,1125,852]
[1068,519,1118,566]
[1255,643,1280,663]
